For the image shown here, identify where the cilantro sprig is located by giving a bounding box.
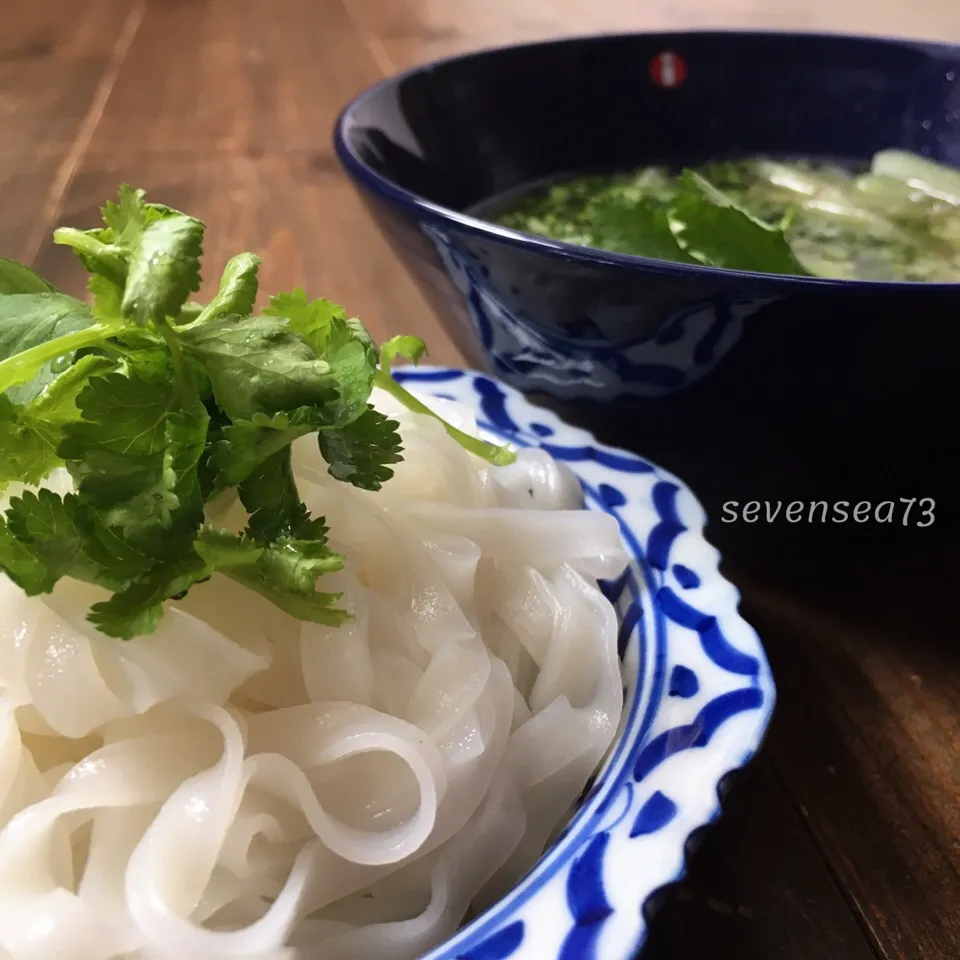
[0,185,515,639]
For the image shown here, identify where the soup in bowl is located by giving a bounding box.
[334,31,960,572]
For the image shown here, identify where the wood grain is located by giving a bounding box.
[32,151,461,366]
[342,0,960,73]
[739,574,960,960]
[0,0,142,261]
[24,0,453,364]
[642,759,880,960]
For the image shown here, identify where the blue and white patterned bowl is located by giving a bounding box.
[335,32,960,555]
[392,366,776,960]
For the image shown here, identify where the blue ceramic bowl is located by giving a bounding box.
[334,31,960,572]
[396,367,775,960]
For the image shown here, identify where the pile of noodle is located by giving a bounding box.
[0,390,628,960]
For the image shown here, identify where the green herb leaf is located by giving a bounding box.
[318,406,403,491]
[373,341,515,468]
[101,184,151,246]
[3,489,127,592]
[122,214,205,325]
[264,289,345,354]
[0,293,94,366]
[0,395,59,488]
[60,371,209,562]
[238,448,328,542]
[669,172,812,276]
[87,550,212,639]
[265,291,378,422]
[0,354,116,488]
[584,194,698,262]
[194,253,261,325]
[379,335,426,377]
[52,228,127,287]
[180,313,339,420]
[0,258,55,295]
[320,316,379,422]
[195,527,348,626]
[0,292,103,400]
[88,274,124,322]
[0,515,53,594]
[0,185,516,640]
[210,406,328,489]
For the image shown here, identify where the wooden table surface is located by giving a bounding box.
[2,2,959,959]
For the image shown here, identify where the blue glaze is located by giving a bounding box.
[530,422,554,437]
[336,31,960,552]
[657,586,760,677]
[474,376,521,433]
[633,687,765,782]
[668,664,700,698]
[377,367,775,960]
[458,923,525,960]
[646,482,685,571]
[559,834,614,960]
[629,791,679,838]
[393,369,467,383]
[672,564,701,589]
[566,834,614,924]
[542,444,656,473]
[598,483,628,508]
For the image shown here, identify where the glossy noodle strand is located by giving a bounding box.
[0,390,628,960]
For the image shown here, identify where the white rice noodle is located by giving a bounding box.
[0,388,628,960]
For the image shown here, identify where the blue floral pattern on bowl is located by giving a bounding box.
[420,223,775,401]
[392,366,776,960]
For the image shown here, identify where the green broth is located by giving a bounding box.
[494,152,960,282]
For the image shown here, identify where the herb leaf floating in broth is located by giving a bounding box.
[495,150,960,281]
[0,184,516,639]
[670,171,812,275]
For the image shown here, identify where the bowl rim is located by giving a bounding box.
[333,27,960,292]
[393,364,777,960]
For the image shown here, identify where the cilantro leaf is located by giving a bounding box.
[180,313,339,420]
[122,214,205,325]
[318,406,403,490]
[31,354,117,423]
[3,489,127,591]
[265,292,377,422]
[0,395,59,487]
[194,253,261,325]
[0,292,104,400]
[0,515,53,594]
[0,293,94,365]
[0,258,55,295]
[373,339,515,468]
[379,335,425,377]
[0,184,516,640]
[52,228,127,287]
[264,289,345,354]
[195,527,349,626]
[60,371,209,561]
[238,448,328,542]
[210,406,328,489]
[0,354,116,488]
[669,172,812,276]
[86,551,212,639]
[584,194,698,262]
[101,184,151,246]
[88,274,124,322]
[321,316,379,422]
